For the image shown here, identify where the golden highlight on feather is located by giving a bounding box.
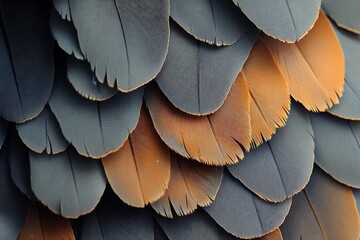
[261,11,345,112]
[18,202,75,240]
[241,40,290,147]
[152,153,223,217]
[102,106,171,208]
[145,78,251,166]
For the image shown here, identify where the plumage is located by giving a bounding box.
[152,153,223,217]
[50,8,84,60]
[80,192,154,240]
[327,25,360,120]
[262,11,344,112]
[233,0,321,43]
[146,77,251,165]
[156,22,257,115]
[52,0,71,21]
[67,57,118,101]
[205,171,292,238]
[280,166,360,240]
[310,112,360,188]
[0,0,54,123]
[170,0,253,46]
[16,106,69,154]
[8,128,36,200]
[229,102,314,202]
[29,148,107,218]
[68,0,170,92]
[102,107,171,208]
[18,201,75,240]
[0,0,358,239]
[49,68,143,158]
[322,0,360,34]
[0,140,27,240]
[241,40,290,146]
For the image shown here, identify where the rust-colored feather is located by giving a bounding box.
[152,153,223,217]
[18,202,75,240]
[262,11,344,112]
[241,40,290,146]
[145,77,251,166]
[102,106,171,208]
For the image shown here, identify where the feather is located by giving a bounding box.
[155,209,238,240]
[170,0,253,46]
[229,102,314,202]
[241,40,290,146]
[310,112,360,188]
[0,140,27,240]
[68,0,169,92]
[204,171,291,239]
[102,106,171,208]
[156,21,257,115]
[327,25,360,120]
[280,166,360,240]
[152,153,223,217]
[29,148,107,218]
[16,106,69,154]
[146,76,251,165]
[80,192,154,240]
[67,56,118,101]
[52,0,71,21]
[262,11,344,112]
[0,0,54,123]
[18,201,75,240]
[353,189,360,216]
[233,0,321,43]
[8,128,36,200]
[49,68,143,158]
[322,0,360,34]
[50,8,84,60]
[0,119,7,148]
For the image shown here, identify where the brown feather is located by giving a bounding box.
[102,106,171,208]
[241,40,290,146]
[18,202,75,240]
[262,11,344,112]
[152,153,223,217]
[145,76,251,165]
[256,228,283,240]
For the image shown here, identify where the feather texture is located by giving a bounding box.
[0,140,27,240]
[146,76,251,165]
[50,8,83,60]
[156,22,257,115]
[327,25,360,120]
[280,166,360,240]
[67,57,118,101]
[16,106,69,154]
[29,148,107,218]
[68,0,170,92]
[102,107,171,208]
[262,11,344,112]
[310,112,360,188]
[49,69,143,158]
[0,119,7,148]
[18,201,75,240]
[0,0,54,122]
[152,153,223,217]
[241,40,290,146]
[170,0,252,46]
[322,0,360,34]
[233,0,321,42]
[229,102,314,202]
[205,171,292,238]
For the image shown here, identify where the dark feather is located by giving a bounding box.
[0,0,54,122]
[29,148,107,218]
